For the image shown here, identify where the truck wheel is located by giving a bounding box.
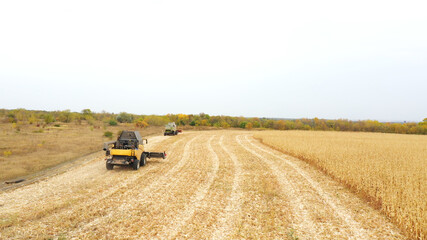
[132,159,140,170]
[140,153,147,166]
[106,162,114,170]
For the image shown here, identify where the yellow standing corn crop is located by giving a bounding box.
[254,130,427,239]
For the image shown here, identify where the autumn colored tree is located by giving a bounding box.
[14,109,29,122]
[200,119,209,126]
[221,121,230,128]
[44,114,55,124]
[274,120,286,130]
[28,114,38,124]
[1,108,425,135]
[135,118,149,128]
[144,115,170,126]
[58,110,74,123]
[263,119,275,129]
[295,120,304,130]
[81,109,93,120]
[177,114,190,125]
[285,120,295,130]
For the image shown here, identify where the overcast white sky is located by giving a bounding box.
[1,0,426,122]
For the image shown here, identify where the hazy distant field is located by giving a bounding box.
[254,130,427,239]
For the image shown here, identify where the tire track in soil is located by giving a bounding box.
[230,134,291,239]
[153,135,220,239]
[0,131,405,239]
[243,134,370,240]
[93,134,208,239]
[0,135,187,239]
[68,134,199,239]
[167,133,233,239]
[101,134,206,239]
[0,135,165,218]
[3,131,288,240]
[236,135,320,239]
[210,134,243,240]
[2,136,172,238]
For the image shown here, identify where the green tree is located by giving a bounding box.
[239,121,248,129]
[263,119,275,129]
[285,121,295,130]
[58,110,74,123]
[116,112,134,123]
[44,114,55,124]
[7,113,17,123]
[81,109,94,125]
[81,109,93,119]
[109,119,118,126]
[144,115,169,126]
[28,114,38,124]
[252,121,261,128]
[14,109,29,122]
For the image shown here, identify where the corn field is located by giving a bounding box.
[254,130,427,239]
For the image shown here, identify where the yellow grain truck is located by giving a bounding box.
[103,131,166,170]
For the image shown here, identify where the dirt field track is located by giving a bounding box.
[0,131,405,239]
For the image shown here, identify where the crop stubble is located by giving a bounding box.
[0,131,406,239]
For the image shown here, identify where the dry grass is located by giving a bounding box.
[254,130,427,239]
[0,122,163,182]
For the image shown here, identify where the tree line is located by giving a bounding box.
[1,108,426,135]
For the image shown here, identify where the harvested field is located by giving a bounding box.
[0,131,406,239]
